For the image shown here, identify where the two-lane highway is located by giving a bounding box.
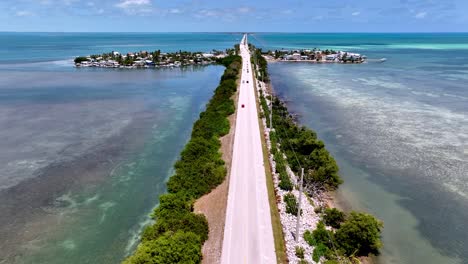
[221,35,276,264]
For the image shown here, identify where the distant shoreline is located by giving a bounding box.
[74,49,235,69]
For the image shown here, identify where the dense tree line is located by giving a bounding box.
[251,46,269,83]
[123,55,242,264]
[259,91,342,193]
[270,97,342,191]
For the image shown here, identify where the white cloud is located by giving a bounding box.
[15,11,34,17]
[115,0,152,14]
[282,9,293,15]
[237,7,252,14]
[415,11,427,19]
[196,9,220,18]
[169,8,181,14]
[352,11,361,16]
[116,0,151,9]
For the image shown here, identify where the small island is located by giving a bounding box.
[262,48,367,63]
[74,49,235,68]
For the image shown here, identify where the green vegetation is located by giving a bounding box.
[295,246,305,259]
[335,212,384,257]
[76,49,238,68]
[264,49,365,63]
[304,211,383,261]
[312,243,329,262]
[123,231,202,264]
[284,192,299,215]
[323,208,346,229]
[311,222,335,249]
[234,44,240,55]
[303,230,316,246]
[74,56,89,63]
[262,104,294,191]
[123,55,242,264]
[258,91,342,192]
[251,47,269,83]
[259,92,271,128]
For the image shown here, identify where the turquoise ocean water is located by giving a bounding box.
[0,33,467,264]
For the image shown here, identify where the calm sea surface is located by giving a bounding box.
[250,33,468,264]
[1,33,467,264]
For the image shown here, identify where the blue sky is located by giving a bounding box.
[1,0,468,32]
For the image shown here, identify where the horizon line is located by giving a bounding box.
[1,31,468,34]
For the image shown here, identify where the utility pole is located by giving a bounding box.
[295,167,304,242]
[270,97,273,129]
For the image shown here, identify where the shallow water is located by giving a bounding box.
[0,33,230,263]
[263,33,468,264]
[0,66,225,263]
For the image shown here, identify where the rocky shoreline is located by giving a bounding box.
[257,80,326,263]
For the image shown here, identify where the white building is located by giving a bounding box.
[292,53,301,60]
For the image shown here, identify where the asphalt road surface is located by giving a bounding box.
[221,34,276,264]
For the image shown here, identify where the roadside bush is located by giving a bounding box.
[218,55,241,68]
[312,221,334,248]
[295,246,305,259]
[278,171,293,191]
[335,212,383,257]
[323,208,346,229]
[284,193,299,215]
[272,143,293,191]
[251,47,269,82]
[142,211,208,243]
[124,231,202,264]
[303,230,316,246]
[312,243,328,263]
[152,193,192,219]
[167,137,226,198]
